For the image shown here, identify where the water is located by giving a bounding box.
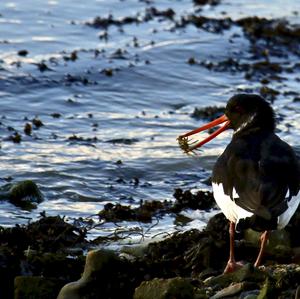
[0,0,300,243]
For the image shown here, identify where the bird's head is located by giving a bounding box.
[178,94,275,153]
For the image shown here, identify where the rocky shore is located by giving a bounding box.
[1,182,300,299]
[1,1,300,298]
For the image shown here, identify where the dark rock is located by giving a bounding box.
[0,215,87,253]
[184,15,232,33]
[243,229,292,263]
[257,277,278,299]
[172,188,216,211]
[9,132,22,143]
[57,249,137,299]
[237,17,300,45]
[266,264,300,291]
[24,123,32,135]
[0,215,88,298]
[102,68,114,76]
[51,113,62,118]
[191,106,225,121]
[63,51,78,61]
[32,117,44,128]
[98,200,170,223]
[17,50,28,57]
[133,277,194,299]
[210,282,255,299]
[187,57,197,65]
[14,276,65,299]
[106,138,139,144]
[0,180,43,209]
[145,7,175,20]
[204,264,266,288]
[193,0,220,5]
[35,62,52,72]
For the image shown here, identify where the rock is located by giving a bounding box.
[57,249,130,299]
[243,229,292,262]
[0,180,43,209]
[257,277,278,299]
[210,282,246,299]
[266,264,300,290]
[17,49,28,56]
[244,229,291,248]
[239,290,260,299]
[133,277,194,299]
[172,188,215,212]
[14,276,65,299]
[191,106,225,121]
[204,264,266,288]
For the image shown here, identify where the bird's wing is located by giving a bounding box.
[233,147,300,220]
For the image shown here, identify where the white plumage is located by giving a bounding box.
[212,182,300,230]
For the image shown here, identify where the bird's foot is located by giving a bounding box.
[223,260,245,274]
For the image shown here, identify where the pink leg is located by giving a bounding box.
[223,222,243,273]
[254,230,268,267]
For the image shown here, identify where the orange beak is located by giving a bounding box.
[178,114,230,152]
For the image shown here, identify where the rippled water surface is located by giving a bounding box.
[1,0,300,241]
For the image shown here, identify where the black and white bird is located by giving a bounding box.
[178,94,300,273]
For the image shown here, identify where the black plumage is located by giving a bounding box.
[212,94,300,231]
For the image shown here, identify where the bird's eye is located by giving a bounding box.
[234,105,244,114]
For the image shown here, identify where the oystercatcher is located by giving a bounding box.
[178,94,300,273]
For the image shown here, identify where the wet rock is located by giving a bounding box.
[237,17,300,45]
[0,180,43,209]
[172,188,216,212]
[259,86,280,102]
[187,57,197,65]
[63,51,78,61]
[67,135,98,144]
[106,138,139,144]
[243,229,292,262]
[86,14,139,29]
[210,282,250,299]
[24,123,32,135]
[293,97,300,102]
[0,215,88,298]
[98,189,214,225]
[35,62,52,72]
[204,264,266,288]
[32,117,44,128]
[0,215,87,254]
[199,58,282,81]
[8,132,22,143]
[182,15,232,33]
[145,7,175,20]
[101,68,114,76]
[193,0,220,5]
[133,277,194,299]
[205,213,229,243]
[257,277,278,299]
[191,106,225,121]
[98,200,170,223]
[57,249,135,299]
[50,113,62,118]
[266,264,300,291]
[17,49,28,57]
[14,276,65,299]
